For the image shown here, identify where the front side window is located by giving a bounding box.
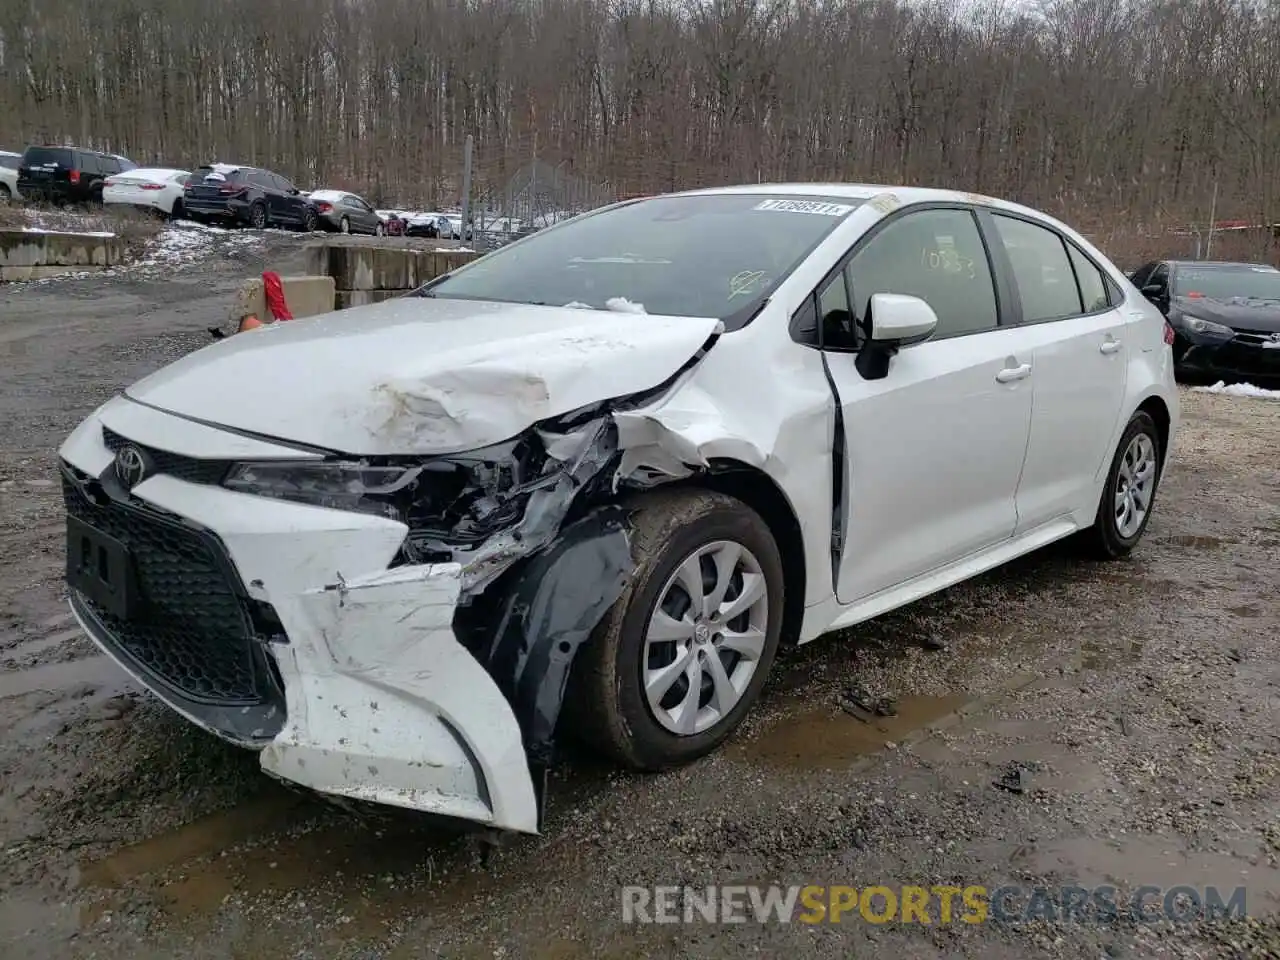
[992,214,1082,322]
[845,208,999,338]
[424,193,864,325]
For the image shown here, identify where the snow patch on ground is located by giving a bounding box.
[20,227,117,238]
[1192,381,1280,400]
[132,221,265,271]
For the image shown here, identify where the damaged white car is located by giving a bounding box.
[59,184,1178,834]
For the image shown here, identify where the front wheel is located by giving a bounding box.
[1083,410,1162,559]
[375,222,385,236]
[249,202,267,230]
[567,489,785,770]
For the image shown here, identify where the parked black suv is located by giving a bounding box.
[183,164,318,231]
[17,146,136,205]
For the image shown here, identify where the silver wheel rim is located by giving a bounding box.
[1115,432,1156,539]
[341,218,349,233]
[643,540,769,736]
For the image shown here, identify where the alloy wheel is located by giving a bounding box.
[1114,432,1156,539]
[642,540,770,736]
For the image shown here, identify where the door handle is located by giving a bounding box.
[996,363,1032,383]
[1100,338,1122,355]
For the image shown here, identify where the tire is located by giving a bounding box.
[0,184,10,204]
[567,489,785,770]
[340,216,350,234]
[170,198,185,221]
[249,202,267,230]
[303,208,318,232]
[375,222,385,237]
[1082,410,1162,560]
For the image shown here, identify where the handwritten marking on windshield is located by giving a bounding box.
[729,270,767,298]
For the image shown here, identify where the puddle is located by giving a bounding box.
[5,627,84,661]
[0,654,124,700]
[731,694,970,769]
[1163,534,1229,549]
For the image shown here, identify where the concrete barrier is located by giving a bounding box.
[227,275,337,327]
[304,240,480,309]
[0,230,126,282]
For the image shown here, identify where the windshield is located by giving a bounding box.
[1174,265,1280,301]
[423,193,863,324]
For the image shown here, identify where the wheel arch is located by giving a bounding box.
[1134,394,1172,471]
[659,459,808,649]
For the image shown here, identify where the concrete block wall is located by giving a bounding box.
[0,230,126,282]
[304,241,480,309]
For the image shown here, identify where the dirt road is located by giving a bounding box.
[1,252,1278,959]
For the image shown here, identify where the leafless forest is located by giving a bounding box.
[1,0,1277,255]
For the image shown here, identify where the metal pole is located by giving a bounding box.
[461,134,473,247]
[1205,177,1219,260]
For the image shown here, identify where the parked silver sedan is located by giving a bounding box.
[306,189,385,235]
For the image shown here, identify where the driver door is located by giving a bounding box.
[819,206,1035,604]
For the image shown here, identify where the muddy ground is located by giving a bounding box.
[1,245,1278,959]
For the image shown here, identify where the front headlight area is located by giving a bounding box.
[221,411,618,573]
[1183,315,1235,337]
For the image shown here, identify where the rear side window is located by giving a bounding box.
[249,171,274,189]
[78,153,102,175]
[991,215,1082,322]
[23,147,73,167]
[1067,243,1110,312]
[118,158,135,172]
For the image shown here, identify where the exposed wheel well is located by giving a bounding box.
[673,461,807,647]
[1136,396,1171,469]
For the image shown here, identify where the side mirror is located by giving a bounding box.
[1141,283,1165,299]
[855,293,939,381]
[869,293,938,343]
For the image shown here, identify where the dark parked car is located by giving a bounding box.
[16,146,135,205]
[1131,259,1280,385]
[182,164,318,231]
[306,189,385,235]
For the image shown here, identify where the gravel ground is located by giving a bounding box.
[1,250,1278,959]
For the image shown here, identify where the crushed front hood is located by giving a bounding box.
[127,297,721,455]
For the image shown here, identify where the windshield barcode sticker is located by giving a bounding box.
[754,199,855,217]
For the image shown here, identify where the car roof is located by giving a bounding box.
[1166,260,1277,270]
[666,181,1044,214]
[116,167,187,177]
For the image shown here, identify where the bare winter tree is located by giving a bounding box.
[0,0,1277,255]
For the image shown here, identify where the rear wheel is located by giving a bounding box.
[249,202,268,230]
[303,208,318,232]
[340,216,350,234]
[0,184,11,204]
[170,198,185,221]
[567,489,785,770]
[1082,410,1162,559]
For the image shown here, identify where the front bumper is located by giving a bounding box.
[1175,329,1280,384]
[59,396,541,833]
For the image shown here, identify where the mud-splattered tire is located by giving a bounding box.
[1082,410,1162,560]
[566,489,785,770]
[249,202,267,230]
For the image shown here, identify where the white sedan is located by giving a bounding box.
[102,167,190,218]
[0,150,20,203]
[57,183,1177,835]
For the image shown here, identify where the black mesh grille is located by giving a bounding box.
[101,426,230,485]
[62,464,270,705]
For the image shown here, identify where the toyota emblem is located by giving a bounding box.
[114,445,149,489]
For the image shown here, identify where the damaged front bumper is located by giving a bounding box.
[58,397,642,834]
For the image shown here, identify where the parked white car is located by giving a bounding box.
[57,183,1178,835]
[103,167,191,218]
[0,150,21,203]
